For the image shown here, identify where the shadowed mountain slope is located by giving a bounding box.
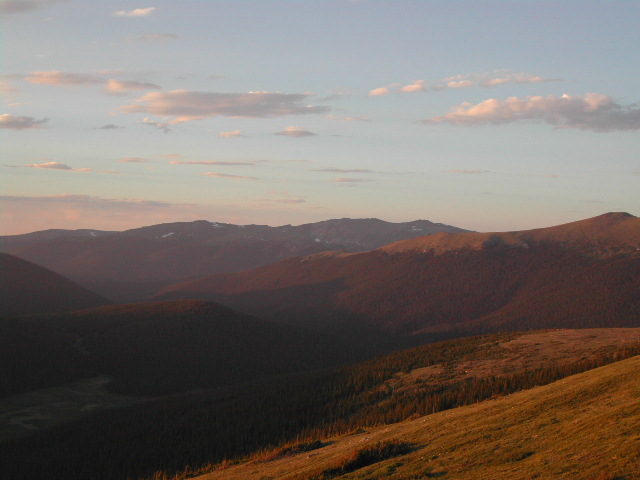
[156,213,640,338]
[4,299,344,397]
[0,218,467,302]
[0,253,112,317]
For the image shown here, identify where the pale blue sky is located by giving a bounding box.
[1,0,639,234]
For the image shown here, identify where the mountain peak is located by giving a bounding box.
[382,212,640,256]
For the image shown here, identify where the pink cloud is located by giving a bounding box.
[200,172,258,180]
[25,71,102,86]
[219,129,244,138]
[114,7,156,17]
[24,161,90,172]
[0,113,48,130]
[425,93,640,131]
[368,87,389,96]
[275,126,317,137]
[103,79,161,96]
[121,90,329,123]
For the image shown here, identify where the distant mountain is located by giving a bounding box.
[156,213,640,340]
[3,299,344,397]
[0,254,112,317]
[0,218,468,302]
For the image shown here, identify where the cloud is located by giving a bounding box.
[24,161,90,172]
[480,72,561,87]
[0,79,17,93]
[447,80,473,89]
[326,114,372,122]
[332,177,373,183]
[159,153,181,159]
[100,170,120,174]
[317,89,352,102]
[96,124,124,130]
[425,93,640,131]
[200,172,258,180]
[400,80,427,93]
[0,194,211,234]
[170,160,257,166]
[1,194,171,207]
[142,117,172,132]
[258,197,306,205]
[126,33,179,42]
[119,157,150,163]
[0,0,67,14]
[446,169,494,174]
[311,168,373,173]
[379,71,562,95]
[0,113,48,129]
[114,7,156,17]
[103,79,161,96]
[368,87,389,96]
[219,129,244,138]
[121,90,329,123]
[275,126,317,137]
[25,70,102,86]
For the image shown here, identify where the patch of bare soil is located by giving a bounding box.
[0,376,144,441]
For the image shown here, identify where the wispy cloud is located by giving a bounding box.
[200,172,258,180]
[0,193,207,234]
[311,168,373,173]
[275,126,317,138]
[24,161,90,172]
[114,7,156,17]
[425,93,640,131]
[0,194,171,207]
[25,70,102,86]
[119,157,150,163]
[142,117,172,133]
[0,79,17,93]
[371,70,562,96]
[121,90,329,123]
[219,129,244,138]
[103,79,161,96]
[171,160,258,166]
[446,169,494,174]
[0,0,68,15]
[0,113,48,130]
[332,177,373,183]
[96,124,124,130]
[326,114,372,122]
[126,33,179,42]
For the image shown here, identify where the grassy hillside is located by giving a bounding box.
[2,329,638,480]
[199,354,640,480]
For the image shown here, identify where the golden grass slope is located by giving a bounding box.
[201,355,640,480]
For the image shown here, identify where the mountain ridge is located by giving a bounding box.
[155,213,640,339]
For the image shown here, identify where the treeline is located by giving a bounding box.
[2,332,639,480]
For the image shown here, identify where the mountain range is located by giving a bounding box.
[0,218,467,302]
[1,212,639,480]
[155,212,640,341]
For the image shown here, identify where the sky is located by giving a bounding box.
[1,0,639,235]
